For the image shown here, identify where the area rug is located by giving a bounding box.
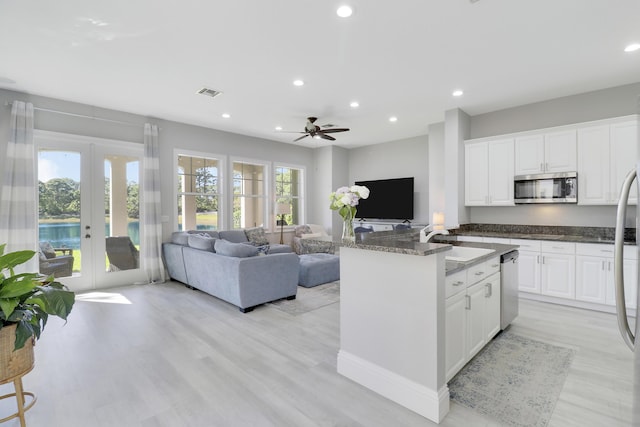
[449,330,576,427]
[267,281,340,315]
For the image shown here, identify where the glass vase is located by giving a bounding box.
[342,217,355,243]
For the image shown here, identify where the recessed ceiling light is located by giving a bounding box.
[452,89,464,97]
[624,43,640,52]
[275,126,283,131]
[350,101,359,108]
[389,116,398,123]
[293,79,304,86]
[337,5,353,18]
[221,113,231,119]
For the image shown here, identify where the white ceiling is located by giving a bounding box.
[1,0,639,148]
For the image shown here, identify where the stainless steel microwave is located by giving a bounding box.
[514,172,577,204]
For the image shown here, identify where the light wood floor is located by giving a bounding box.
[0,281,636,426]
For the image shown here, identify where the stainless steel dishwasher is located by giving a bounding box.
[500,250,519,329]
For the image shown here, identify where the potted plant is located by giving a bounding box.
[0,243,75,382]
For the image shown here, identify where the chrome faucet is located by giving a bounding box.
[419,227,450,243]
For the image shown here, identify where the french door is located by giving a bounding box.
[36,131,146,292]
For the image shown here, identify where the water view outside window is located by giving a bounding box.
[177,155,220,230]
[233,161,266,229]
[275,166,303,227]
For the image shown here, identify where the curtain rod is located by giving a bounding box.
[5,102,150,129]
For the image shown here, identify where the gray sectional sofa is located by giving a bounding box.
[163,228,299,312]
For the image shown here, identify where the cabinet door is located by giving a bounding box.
[541,253,576,299]
[488,139,515,205]
[483,274,501,341]
[466,282,486,359]
[610,121,638,205]
[516,250,541,293]
[445,291,467,382]
[515,135,545,175]
[575,255,607,304]
[577,125,610,205]
[465,142,489,206]
[605,258,638,310]
[545,130,577,172]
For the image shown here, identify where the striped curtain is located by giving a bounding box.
[142,123,165,283]
[0,101,38,272]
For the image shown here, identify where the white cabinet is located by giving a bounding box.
[578,121,638,205]
[511,239,542,294]
[465,139,514,206]
[540,241,576,299]
[445,257,501,382]
[515,130,576,175]
[576,243,637,309]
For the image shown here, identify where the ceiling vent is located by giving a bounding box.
[197,87,222,98]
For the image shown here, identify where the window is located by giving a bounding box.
[275,165,304,227]
[232,160,267,229]
[177,155,221,231]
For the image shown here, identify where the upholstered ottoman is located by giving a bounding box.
[298,253,340,287]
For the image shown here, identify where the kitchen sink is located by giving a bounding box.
[445,246,495,262]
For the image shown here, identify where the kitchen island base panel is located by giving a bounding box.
[337,350,450,423]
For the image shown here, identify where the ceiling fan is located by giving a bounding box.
[283,117,350,142]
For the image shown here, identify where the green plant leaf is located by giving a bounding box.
[0,244,5,257]
[14,320,34,350]
[0,297,20,319]
[0,276,37,298]
[32,287,75,320]
[0,250,35,271]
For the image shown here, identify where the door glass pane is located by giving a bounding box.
[38,150,80,278]
[104,156,140,272]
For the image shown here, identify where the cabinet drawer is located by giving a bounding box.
[510,239,541,252]
[576,243,614,257]
[485,256,501,275]
[483,237,511,244]
[541,241,575,254]
[457,235,484,243]
[446,270,467,298]
[467,262,490,285]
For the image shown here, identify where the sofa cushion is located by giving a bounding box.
[245,226,269,246]
[218,230,249,243]
[171,231,190,246]
[214,239,259,258]
[188,234,216,252]
[187,230,219,239]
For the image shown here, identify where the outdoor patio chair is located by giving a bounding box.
[38,241,74,278]
[105,236,139,271]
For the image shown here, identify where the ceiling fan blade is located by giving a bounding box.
[320,134,336,141]
[318,128,350,134]
[278,131,307,133]
[294,134,309,142]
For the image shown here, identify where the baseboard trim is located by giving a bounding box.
[337,350,449,423]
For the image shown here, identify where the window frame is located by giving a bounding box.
[273,163,306,229]
[230,156,270,231]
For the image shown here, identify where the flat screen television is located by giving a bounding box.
[354,177,414,220]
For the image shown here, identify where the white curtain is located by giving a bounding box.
[0,101,38,271]
[142,123,165,283]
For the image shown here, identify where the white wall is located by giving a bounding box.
[347,135,429,224]
[428,122,445,225]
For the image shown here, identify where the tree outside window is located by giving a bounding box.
[177,155,220,231]
[275,166,303,227]
[232,161,266,229]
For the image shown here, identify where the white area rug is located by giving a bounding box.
[449,330,576,427]
[267,281,340,315]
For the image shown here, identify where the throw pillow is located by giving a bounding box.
[214,239,259,258]
[244,226,269,246]
[187,234,216,252]
[256,245,270,256]
[39,242,57,259]
[171,231,189,246]
[294,224,312,238]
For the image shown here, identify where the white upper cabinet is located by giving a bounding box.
[465,138,514,206]
[515,130,576,175]
[578,120,637,205]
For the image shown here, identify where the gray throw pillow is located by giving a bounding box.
[187,234,216,252]
[171,231,189,246]
[214,239,259,258]
[244,227,269,246]
[39,242,57,259]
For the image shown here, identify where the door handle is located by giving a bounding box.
[485,283,492,297]
[85,234,91,239]
[465,295,471,310]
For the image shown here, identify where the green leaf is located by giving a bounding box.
[0,244,5,257]
[0,276,37,298]
[14,320,34,350]
[0,297,20,319]
[0,250,35,271]
[31,287,75,320]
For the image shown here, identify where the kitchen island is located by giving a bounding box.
[336,230,516,423]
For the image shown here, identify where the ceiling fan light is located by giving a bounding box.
[337,5,353,18]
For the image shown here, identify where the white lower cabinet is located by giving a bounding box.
[445,259,501,382]
[576,243,638,309]
[540,242,576,299]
